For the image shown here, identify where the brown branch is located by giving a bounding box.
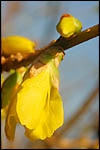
[1,24,99,72]
[45,137,99,149]
[1,50,43,72]
[53,24,99,50]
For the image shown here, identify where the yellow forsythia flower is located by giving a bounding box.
[5,53,64,141]
[1,36,36,56]
[56,14,82,38]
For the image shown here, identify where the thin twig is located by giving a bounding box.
[55,86,99,137]
[53,24,99,50]
[45,137,99,149]
[1,24,99,72]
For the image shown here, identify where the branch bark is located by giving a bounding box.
[1,24,99,72]
[53,24,99,50]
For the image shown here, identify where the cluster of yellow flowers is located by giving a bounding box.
[2,14,82,141]
[1,36,64,141]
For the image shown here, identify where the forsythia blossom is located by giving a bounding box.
[1,36,36,56]
[56,14,82,38]
[5,50,64,141]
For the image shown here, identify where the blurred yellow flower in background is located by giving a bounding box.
[1,36,36,56]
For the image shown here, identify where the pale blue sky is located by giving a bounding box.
[1,1,99,146]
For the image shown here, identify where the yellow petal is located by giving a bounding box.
[1,73,4,87]
[1,108,6,121]
[16,70,51,129]
[1,36,36,56]
[25,87,64,140]
[5,97,18,140]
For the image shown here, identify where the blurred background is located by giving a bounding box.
[1,1,99,149]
